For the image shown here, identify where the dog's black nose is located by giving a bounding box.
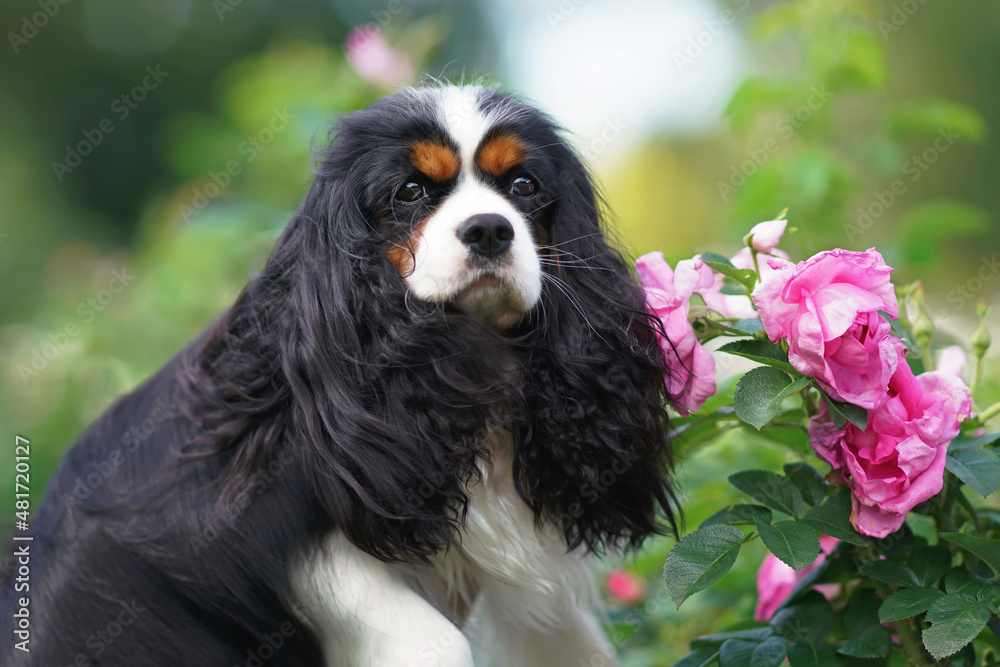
[457,214,514,259]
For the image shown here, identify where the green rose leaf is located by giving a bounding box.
[837,625,891,659]
[718,339,797,376]
[944,567,980,596]
[734,368,811,430]
[755,518,820,572]
[729,470,804,517]
[879,587,945,622]
[664,525,745,608]
[859,559,920,587]
[800,490,868,546]
[977,585,1000,616]
[673,646,720,667]
[787,643,841,667]
[750,636,788,667]
[702,252,758,289]
[843,587,881,637]
[691,627,774,648]
[938,532,1000,575]
[719,638,759,667]
[701,504,774,528]
[819,392,868,431]
[771,591,833,645]
[783,462,826,506]
[950,432,1000,450]
[691,627,773,648]
[922,593,992,661]
[907,546,951,587]
[946,446,1000,498]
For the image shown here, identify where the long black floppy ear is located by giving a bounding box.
[183,135,516,562]
[514,143,678,552]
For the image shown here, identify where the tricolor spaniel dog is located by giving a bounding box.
[2,85,677,667]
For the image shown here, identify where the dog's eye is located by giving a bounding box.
[396,182,427,203]
[510,176,536,198]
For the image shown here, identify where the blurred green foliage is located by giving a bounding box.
[2,0,999,664]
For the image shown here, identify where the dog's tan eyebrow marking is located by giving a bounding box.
[410,140,460,181]
[476,134,525,176]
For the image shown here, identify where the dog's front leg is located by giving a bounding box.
[291,533,474,667]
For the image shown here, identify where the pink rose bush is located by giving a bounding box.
[746,245,970,536]
[641,220,976,541]
[635,252,717,415]
[752,248,899,410]
[656,216,996,663]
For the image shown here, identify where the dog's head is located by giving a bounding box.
[190,85,677,560]
[369,87,552,329]
[320,85,602,330]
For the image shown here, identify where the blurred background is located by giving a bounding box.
[2,0,999,663]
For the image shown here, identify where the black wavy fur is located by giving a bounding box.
[1,87,677,666]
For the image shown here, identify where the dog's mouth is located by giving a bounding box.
[465,275,504,291]
[454,271,536,329]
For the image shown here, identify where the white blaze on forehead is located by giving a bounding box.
[434,85,493,172]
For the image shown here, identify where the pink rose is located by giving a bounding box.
[809,350,971,538]
[606,569,646,605]
[345,25,414,87]
[752,248,900,409]
[755,535,840,621]
[635,252,717,416]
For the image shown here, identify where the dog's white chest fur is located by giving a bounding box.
[289,429,616,667]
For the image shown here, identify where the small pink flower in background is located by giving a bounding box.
[809,349,971,538]
[635,252,717,416]
[755,535,840,621]
[752,248,900,410]
[606,569,646,605]
[344,25,414,87]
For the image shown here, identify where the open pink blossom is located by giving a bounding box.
[635,252,717,415]
[755,535,840,621]
[344,25,414,87]
[606,569,646,605]
[809,348,971,538]
[752,248,899,409]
